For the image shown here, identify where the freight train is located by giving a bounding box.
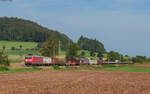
[25,54,78,66]
[25,54,133,66]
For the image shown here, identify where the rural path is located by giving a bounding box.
[0,71,150,94]
[10,62,26,69]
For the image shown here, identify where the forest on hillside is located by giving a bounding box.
[0,17,106,53]
[78,36,106,53]
[0,17,71,50]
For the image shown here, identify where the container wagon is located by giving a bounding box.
[43,57,52,65]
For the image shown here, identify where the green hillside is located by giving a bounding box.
[0,17,72,50]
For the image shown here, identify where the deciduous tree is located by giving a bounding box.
[0,50,10,66]
[66,43,79,61]
[40,35,59,59]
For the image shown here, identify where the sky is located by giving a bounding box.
[0,0,150,57]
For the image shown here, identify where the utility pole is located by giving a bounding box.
[59,40,61,55]
[120,54,122,63]
[107,55,109,64]
[53,46,55,65]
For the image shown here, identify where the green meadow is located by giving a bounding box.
[0,41,38,50]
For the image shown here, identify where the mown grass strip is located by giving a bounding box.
[1,64,150,74]
[0,67,49,74]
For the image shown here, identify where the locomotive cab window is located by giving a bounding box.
[25,57,32,59]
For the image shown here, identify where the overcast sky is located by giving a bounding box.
[0,0,150,57]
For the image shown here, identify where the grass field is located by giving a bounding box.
[4,50,39,55]
[56,64,150,72]
[0,41,38,50]
[0,63,150,74]
[0,41,39,55]
[98,66,150,72]
[0,67,45,74]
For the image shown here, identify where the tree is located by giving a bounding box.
[90,51,95,57]
[120,55,124,62]
[0,50,10,66]
[11,46,15,50]
[19,45,23,56]
[40,35,59,61]
[19,45,22,49]
[66,43,79,61]
[132,56,149,63]
[107,51,121,62]
[2,45,6,50]
[37,42,43,49]
[81,51,85,57]
[97,52,103,60]
[78,36,106,53]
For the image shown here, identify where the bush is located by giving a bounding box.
[2,45,6,50]
[90,51,95,57]
[35,48,39,50]
[30,48,35,50]
[81,51,85,57]
[132,56,149,63]
[0,51,10,66]
[53,65,61,70]
[11,46,16,50]
[0,66,9,71]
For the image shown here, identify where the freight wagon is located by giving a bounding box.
[65,61,79,66]
[43,57,52,65]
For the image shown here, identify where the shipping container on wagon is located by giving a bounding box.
[77,58,90,65]
[89,60,98,65]
[43,57,52,65]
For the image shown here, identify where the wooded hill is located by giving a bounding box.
[0,17,106,52]
[78,36,106,53]
[0,17,72,50]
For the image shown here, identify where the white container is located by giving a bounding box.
[80,58,90,65]
[43,57,52,64]
[89,60,98,65]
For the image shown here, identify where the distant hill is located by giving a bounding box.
[0,17,72,50]
[78,36,106,53]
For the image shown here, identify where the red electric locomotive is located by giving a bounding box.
[25,54,43,66]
